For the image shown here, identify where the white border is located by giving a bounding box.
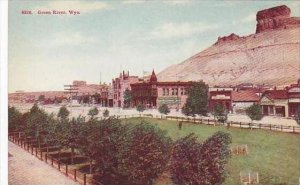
[0,0,8,185]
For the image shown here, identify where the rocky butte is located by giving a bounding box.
[157,5,300,87]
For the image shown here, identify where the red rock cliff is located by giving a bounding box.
[256,5,300,33]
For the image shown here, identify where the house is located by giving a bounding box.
[232,90,260,114]
[260,89,288,117]
[287,80,300,117]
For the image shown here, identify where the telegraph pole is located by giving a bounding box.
[64,84,79,114]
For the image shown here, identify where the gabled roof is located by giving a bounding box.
[262,90,288,100]
[232,90,259,102]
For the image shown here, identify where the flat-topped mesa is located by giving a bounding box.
[215,33,241,45]
[256,5,300,33]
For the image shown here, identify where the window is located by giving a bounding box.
[166,88,169,96]
[175,88,178,96]
[163,88,165,96]
[181,88,184,95]
[172,88,174,95]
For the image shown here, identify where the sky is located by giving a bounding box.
[8,0,300,93]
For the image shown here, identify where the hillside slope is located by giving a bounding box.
[157,5,300,86]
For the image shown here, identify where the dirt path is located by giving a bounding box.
[9,141,80,185]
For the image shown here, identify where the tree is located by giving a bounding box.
[136,104,145,113]
[212,104,228,123]
[116,122,173,185]
[8,106,23,132]
[57,106,70,120]
[159,104,170,115]
[123,89,132,108]
[103,109,109,118]
[183,81,209,117]
[38,95,45,102]
[88,107,99,119]
[63,116,85,164]
[246,104,263,122]
[170,132,232,185]
[182,103,192,117]
[92,118,128,185]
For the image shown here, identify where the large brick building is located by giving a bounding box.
[112,71,140,107]
[130,70,193,109]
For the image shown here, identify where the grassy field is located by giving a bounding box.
[122,118,300,185]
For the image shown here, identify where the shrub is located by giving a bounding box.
[57,106,70,120]
[170,132,232,185]
[136,104,145,113]
[103,109,109,117]
[246,104,263,122]
[159,104,170,115]
[212,104,228,123]
[88,106,99,119]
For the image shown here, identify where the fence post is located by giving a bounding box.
[269,124,272,130]
[58,161,60,170]
[84,174,87,185]
[281,125,283,132]
[45,154,47,163]
[31,145,33,155]
[240,122,242,128]
[293,126,295,133]
[249,123,251,129]
[194,117,196,123]
[74,169,77,181]
[40,151,43,160]
[66,164,68,176]
[51,157,53,166]
[208,119,210,124]
[35,147,38,156]
[259,123,261,129]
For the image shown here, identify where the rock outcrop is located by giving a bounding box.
[157,5,300,87]
[256,5,300,33]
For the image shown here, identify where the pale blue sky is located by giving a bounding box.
[8,0,300,92]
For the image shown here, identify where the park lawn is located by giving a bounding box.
[122,117,300,185]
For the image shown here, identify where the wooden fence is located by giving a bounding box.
[8,133,92,185]
[116,114,300,134]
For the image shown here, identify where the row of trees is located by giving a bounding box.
[9,104,232,185]
[180,81,264,123]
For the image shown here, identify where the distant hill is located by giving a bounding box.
[157,5,300,86]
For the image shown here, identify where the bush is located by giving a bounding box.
[136,104,145,113]
[159,104,170,115]
[88,106,99,119]
[246,104,263,122]
[57,106,70,120]
[103,109,109,117]
[212,104,228,123]
[170,132,232,185]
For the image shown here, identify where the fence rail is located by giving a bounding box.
[117,114,300,133]
[8,135,92,185]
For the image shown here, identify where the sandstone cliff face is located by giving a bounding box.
[157,5,300,87]
[256,5,300,33]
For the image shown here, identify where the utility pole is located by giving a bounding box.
[64,84,79,114]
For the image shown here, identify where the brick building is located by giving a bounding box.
[130,70,192,109]
[112,71,140,107]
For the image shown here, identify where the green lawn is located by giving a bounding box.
[122,118,300,185]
